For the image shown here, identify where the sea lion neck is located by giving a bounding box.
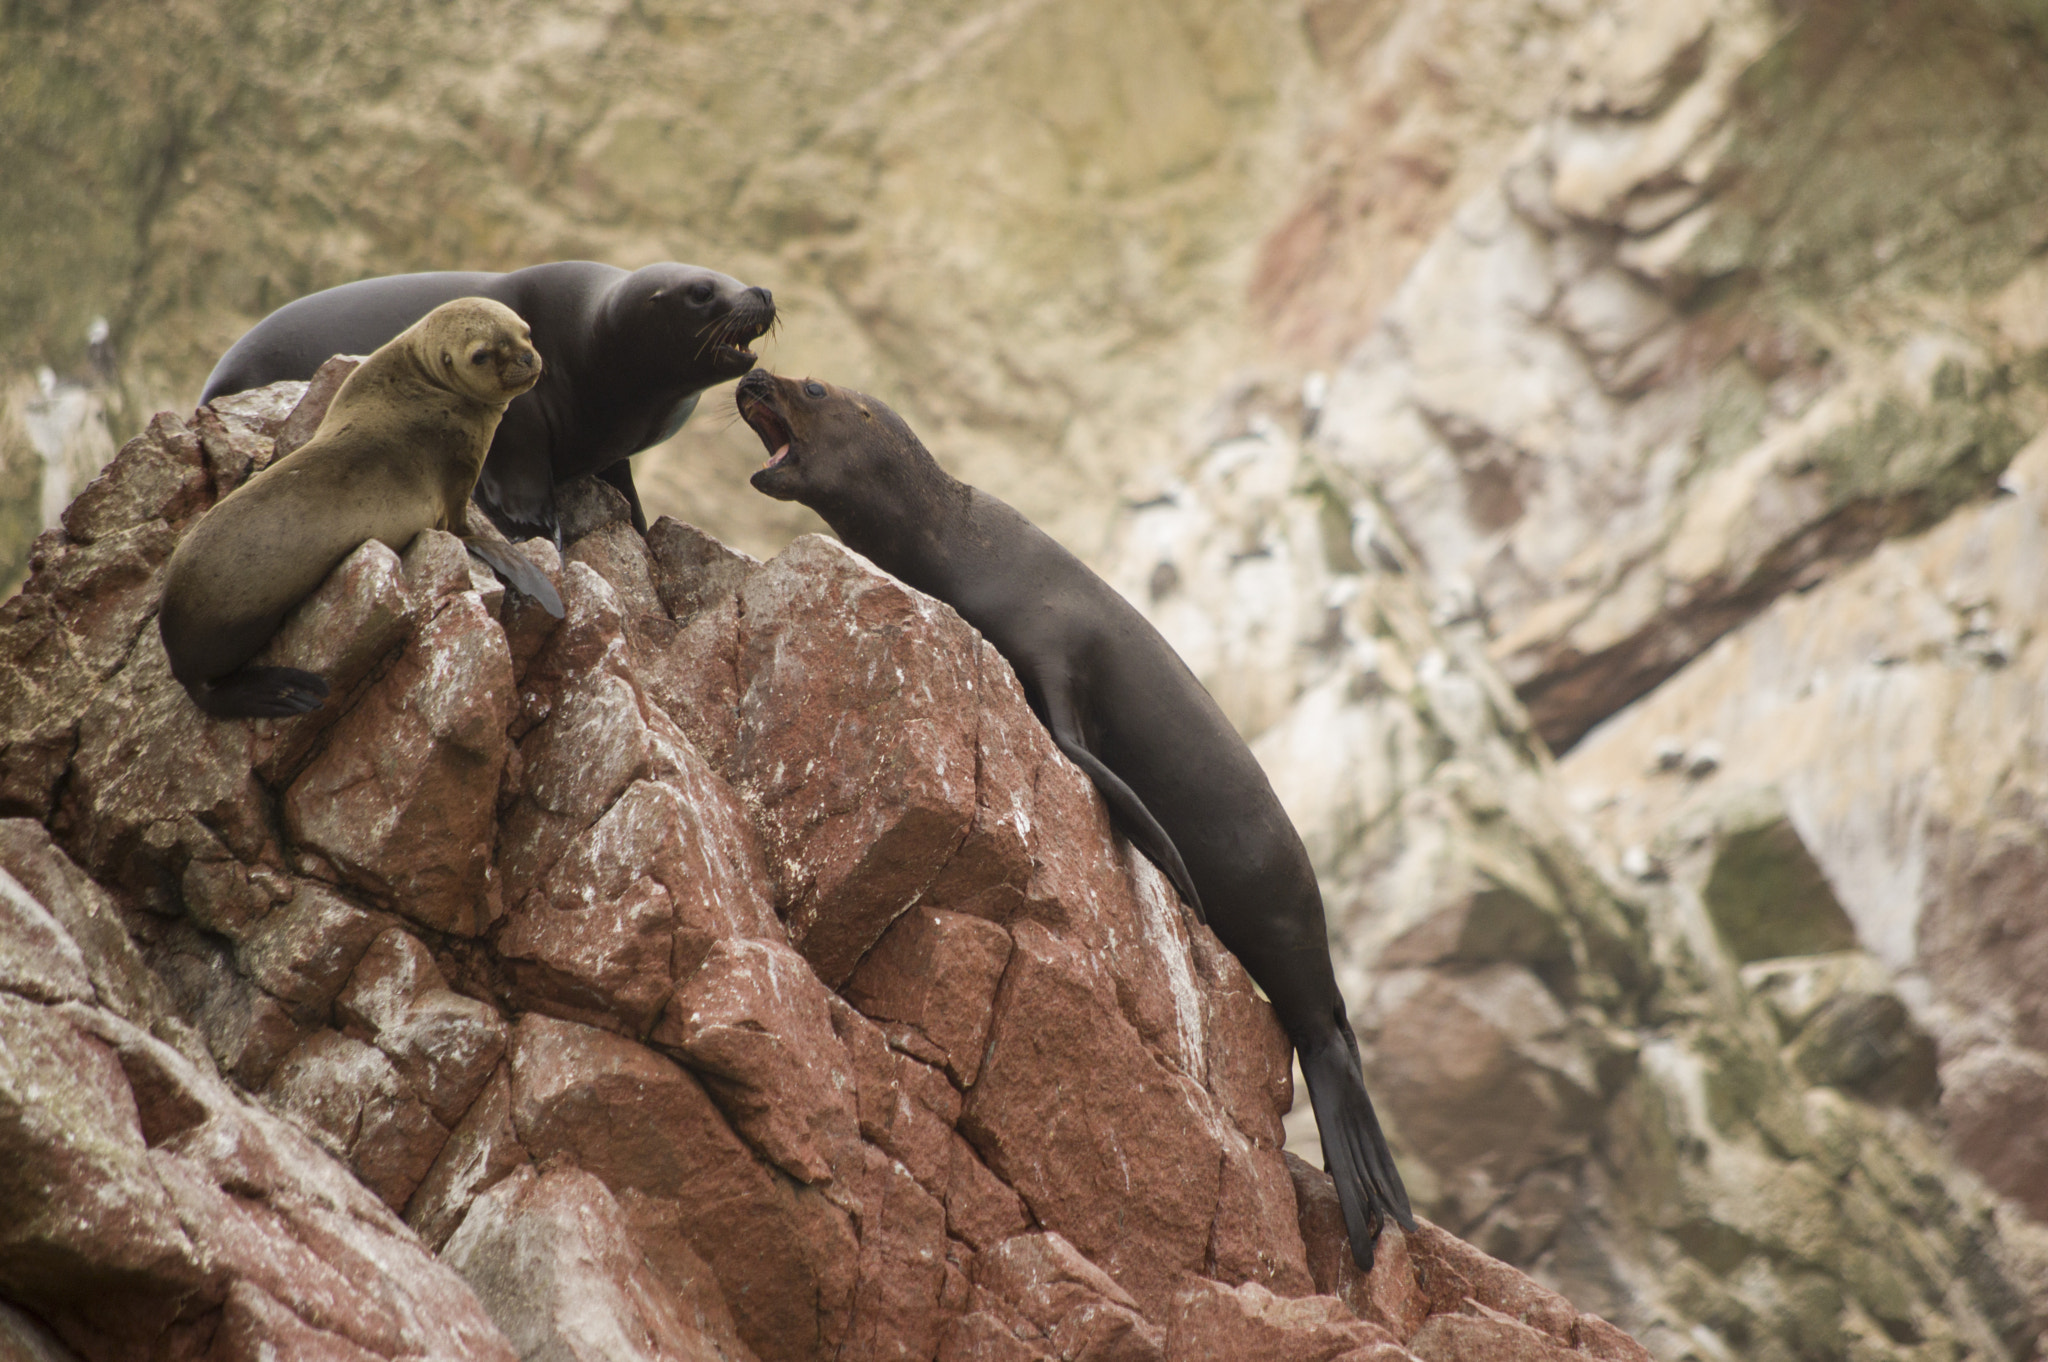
[816,454,975,594]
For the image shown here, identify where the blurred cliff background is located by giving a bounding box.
[9,0,2048,1356]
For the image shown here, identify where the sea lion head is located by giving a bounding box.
[613,263,776,384]
[417,297,544,405]
[737,369,930,513]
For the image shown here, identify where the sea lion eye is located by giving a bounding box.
[471,348,489,365]
[688,281,714,303]
[804,381,826,398]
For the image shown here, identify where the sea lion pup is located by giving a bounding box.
[160,297,547,719]
[200,261,776,543]
[737,370,1416,1269]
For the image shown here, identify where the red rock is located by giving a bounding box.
[507,1014,858,1362]
[0,997,200,1306]
[971,1232,1167,1361]
[500,734,778,1036]
[210,1279,387,1362]
[234,882,391,1022]
[844,905,1013,1086]
[634,591,745,773]
[836,1000,962,1197]
[60,411,209,543]
[943,1132,1033,1250]
[646,516,760,624]
[567,519,665,621]
[1287,1153,1435,1337]
[285,595,515,935]
[192,402,281,501]
[1191,927,1295,1149]
[961,921,1222,1314]
[263,1027,447,1210]
[732,536,980,986]
[1211,1124,1318,1297]
[1407,1223,1582,1347]
[1406,1310,1582,1362]
[837,1146,952,1362]
[1167,1278,1398,1361]
[0,420,1666,1362]
[443,1164,760,1362]
[0,863,94,1005]
[272,356,362,461]
[652,935,858,1184]
[407,1064,528,1252]
[913,641,1043,925]
[336,928,506,1128]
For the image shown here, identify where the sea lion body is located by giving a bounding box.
[161,297,543,718]
[201,261,774,541]
[737,371,1414,1269]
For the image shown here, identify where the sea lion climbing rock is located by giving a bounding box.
[160,297,545,719]
[737,369,1415,1269]
[201,261,776,542]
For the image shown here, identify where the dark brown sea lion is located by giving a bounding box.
[199,261,775,543]
[161,297,546,719]
[735,369,1415,1269]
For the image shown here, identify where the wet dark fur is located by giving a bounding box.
[737,369,1415,1269]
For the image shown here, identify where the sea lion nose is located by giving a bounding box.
[754,286,773,308]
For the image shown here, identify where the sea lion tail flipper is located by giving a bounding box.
[195,667,330,719]
[1046,727,1205,923]
[463,534,566,618]
[1301,1024,1416,1272]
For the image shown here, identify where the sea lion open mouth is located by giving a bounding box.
[705,296,777,371]
[736,388,793,469]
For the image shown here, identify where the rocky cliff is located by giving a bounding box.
[0,377,1652,1360]
[10,1,2048,1359]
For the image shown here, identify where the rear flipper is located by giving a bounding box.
[463,533,566,618]
[1301,1021,1415,1271]
[192,666,330,719]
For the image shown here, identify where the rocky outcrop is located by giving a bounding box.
[1294,0,2048,754]
[0,381,1647,1360]
[1104,388,2048,1359]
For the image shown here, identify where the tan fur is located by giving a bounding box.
[160,297,541,702]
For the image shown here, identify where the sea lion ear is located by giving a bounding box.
[441,351,455,369]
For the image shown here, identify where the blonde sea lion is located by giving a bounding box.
[737,369,1415,1270]
[160,297,548,718]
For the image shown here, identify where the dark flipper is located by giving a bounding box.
[463,534,566,619]
[193,666,329,719]
[1301,1016,1415,1271]
[596,460,649,535]
[1040,690,1205,924]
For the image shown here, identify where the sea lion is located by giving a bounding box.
[161,297,546,719]
[200,261,776,543]
[736,370,1416,1270]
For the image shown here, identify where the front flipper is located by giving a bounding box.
[462,533,566,619]
[1041,688,1205,923]
[475,432,561,547]
[194,666,329,719]
[596,460,649,535]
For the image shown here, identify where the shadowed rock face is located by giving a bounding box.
[0,380,1650,1361]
